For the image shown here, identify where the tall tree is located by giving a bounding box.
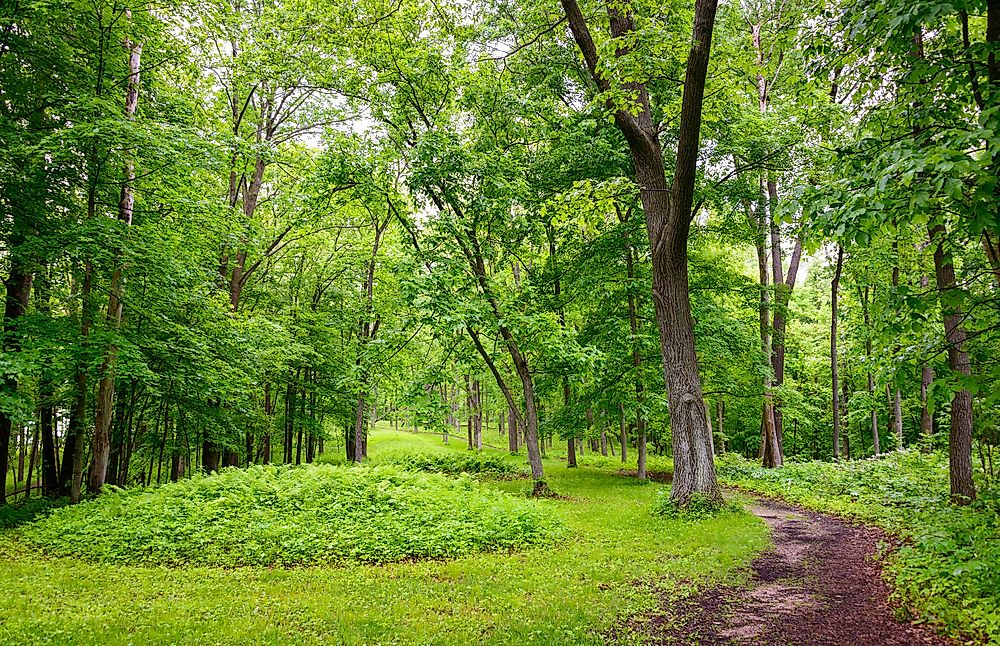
[88,15,143,493]
[559,0,722,503]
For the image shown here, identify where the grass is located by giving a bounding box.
[717,451,1000,644]
[0,424,770,645]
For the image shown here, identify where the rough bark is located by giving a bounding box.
[757,224,781,468]
[560,0,721,504]
[928,224,976,504]
[831,247,844,459]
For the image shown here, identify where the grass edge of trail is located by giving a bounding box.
[0,427,772,646]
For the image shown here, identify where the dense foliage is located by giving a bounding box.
[2,0,999,642]
[374,451,524,478]
[22,464,562,566]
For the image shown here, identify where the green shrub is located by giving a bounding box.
[575,452,674,474]
[716,451,999,642]
[374,451,523,478]
[0,496,66,529]
[651,489,739,519]
[21,464,563,567]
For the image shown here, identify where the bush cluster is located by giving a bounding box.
[575,453,674,474]
[651,489,740,519]
[0,497,66,529]
[22,464,562,567]
[375,451,523,478]
[716,451,999,642]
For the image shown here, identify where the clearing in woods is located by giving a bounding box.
[0,429,963,645]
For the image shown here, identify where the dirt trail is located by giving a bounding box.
[640,498,954,645]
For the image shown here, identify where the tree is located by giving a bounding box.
[559,0,723,504]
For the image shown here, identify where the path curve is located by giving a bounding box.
[641,498,954,645]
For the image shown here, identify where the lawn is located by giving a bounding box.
[0,426,769,645]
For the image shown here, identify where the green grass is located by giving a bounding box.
[717,451,1000,644]
[0,425,770,645]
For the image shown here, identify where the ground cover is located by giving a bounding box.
[0,426,770,645]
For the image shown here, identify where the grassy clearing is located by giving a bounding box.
[0,426,769,645]
[717,451,1000,643]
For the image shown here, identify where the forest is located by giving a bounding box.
[0,0,998,644]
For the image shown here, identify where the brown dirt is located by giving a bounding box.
[632,498,955,645]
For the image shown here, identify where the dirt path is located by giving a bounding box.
[639,498,954,645]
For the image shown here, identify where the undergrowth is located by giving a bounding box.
[716,451,999,643]
[374,451,524,478]
[575,452,674,474]
[21,464,562,567]
[651,490,741,519]
[0,496,66,529]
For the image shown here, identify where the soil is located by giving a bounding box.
[631,498,955,645]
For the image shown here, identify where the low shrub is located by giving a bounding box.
[651,489,740,519]
[21,464,563,567]
[575,452,674,475]
[0,496,66,529]
[374,451,523,478]
[716,451,999,642]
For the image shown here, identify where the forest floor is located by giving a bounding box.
[636,498,955,646]
[0,428,769,646]
[2,432,971,645]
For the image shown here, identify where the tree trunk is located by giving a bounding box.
[38,381,57,496]
[619,403,628,463]
[513,353,546,491]
[89,31,142,494]
[465,375,473,450]
[757,227,781,468]
[929,224,976,504]
[619,208,647,480]
[921,362,934,449]
[750,15,803,455]
[0,235,33,505]
[831,246,844,459]
[716,399,726,454]
[352,390,366,463]
[560,0,720,505]
[564,369,578,465]
[34,269,59,496]
[454,223,546,488]
[24,424,40,499]
[890,235,904,450]
[888,384,903,451]
[860,285,880,457]
[508,402,518,453]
